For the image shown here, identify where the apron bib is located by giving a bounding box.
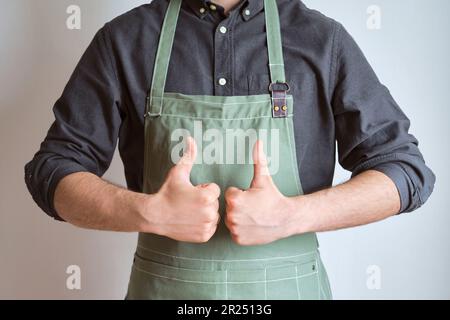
[127,0,332,300]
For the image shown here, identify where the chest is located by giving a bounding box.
[164,10,330,104]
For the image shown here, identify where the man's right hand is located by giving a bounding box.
[143,137,221,243]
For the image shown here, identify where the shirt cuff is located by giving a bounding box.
[25,159,90,221]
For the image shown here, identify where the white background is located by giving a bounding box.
[0,0,449,299]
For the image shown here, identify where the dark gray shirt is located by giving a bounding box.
[25,0,435,220]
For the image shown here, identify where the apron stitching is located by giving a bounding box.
[159,114,293,121]
[316,254,327,300]
[133,265,318,284]
[318,259,328,299]
[264,268,267,300]
[137,245,315,262]
[317,257,322,300]
[225,270,228,300]
[135,254,318,272]
[320,281,326,300]
[136,259,316,273]
[295,266,301,300]
[318,264,322,300]
[150,97,293,105]
[286,118,301,194]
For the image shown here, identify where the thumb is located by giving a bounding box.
[251,140,273,188]
[174,136,197,183]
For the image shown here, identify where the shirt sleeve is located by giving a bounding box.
[331,23,435,213]
[24,24,122,221]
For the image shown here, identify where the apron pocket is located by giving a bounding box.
[128,254,226,300]
[128,253,322,300]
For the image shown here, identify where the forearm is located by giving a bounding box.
[54,172,154,232]
[291,170,401,234]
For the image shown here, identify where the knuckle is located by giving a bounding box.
[195,233,207,243]
[211,200,220,212]
[226,198,236,208]
[204,210,218,223]
[203,222,215,232]
[198,235,209,243]
[225,193,240,207]
[167,166,178,179]
[232,235,245,246]
[225,188,235,199]
[198,228,214,243]
[224,216,232,229]
[228,224,237,234]
[226,218,239,234]
[209,183,221,197]
[226,211,238,225]
[199,192,213,205]
[226,217,235,228]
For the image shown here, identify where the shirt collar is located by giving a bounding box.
[184,0,264,21]
[241,0,264,21]
[184,0,209,19]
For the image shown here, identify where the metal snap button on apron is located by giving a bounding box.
[130,0,332,300]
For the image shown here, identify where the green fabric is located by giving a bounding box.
[264,0,286,84]
[147,0,182,116]
[128,0,332,300]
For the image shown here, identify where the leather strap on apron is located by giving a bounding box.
[265,0,290,118]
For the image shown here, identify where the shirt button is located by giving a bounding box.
[210,4,217,10]
[219,26,227,34]
[218,78,227,86]
[244,9,251,16]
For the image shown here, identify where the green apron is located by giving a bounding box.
[126,0,332,300]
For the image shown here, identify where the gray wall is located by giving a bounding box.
[0,0,448,299]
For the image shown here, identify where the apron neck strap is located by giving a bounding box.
[147,0,287,115]
[264,0,286,85]
[147,0,183,116]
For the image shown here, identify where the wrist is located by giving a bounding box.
[133,192,163,234]
[285,194,316,236]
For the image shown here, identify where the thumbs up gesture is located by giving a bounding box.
[153,137,221,243]
[225,141,296,246]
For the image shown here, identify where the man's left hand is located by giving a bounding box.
[224,141,300,246]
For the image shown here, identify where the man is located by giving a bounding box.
[25,0,435,299]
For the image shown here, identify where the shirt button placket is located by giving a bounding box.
[214,22,231,95]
